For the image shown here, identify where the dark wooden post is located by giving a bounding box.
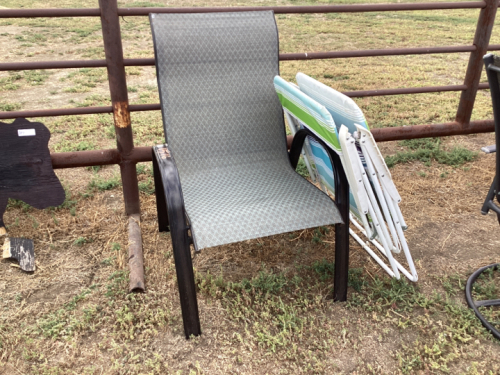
[99,0,144,291]
[456,0,498,127]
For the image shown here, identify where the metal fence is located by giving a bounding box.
[0,0,498,285]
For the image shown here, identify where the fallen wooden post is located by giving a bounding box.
[128,213,144,292]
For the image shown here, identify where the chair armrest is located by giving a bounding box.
[288,129,348,217]
[152,144,196,249]
[289,128,340,173]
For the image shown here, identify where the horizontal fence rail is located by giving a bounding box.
[49,118,496,169]
[0,2,487,19]
[0,84,491,120]
[5,45,500,72]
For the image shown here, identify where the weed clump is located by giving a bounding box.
[87,175,121,192]
[385,138,477,168]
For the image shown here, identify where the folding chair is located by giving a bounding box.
[465,53,500,340]
[275,73,417,282]
[150,11,350,339]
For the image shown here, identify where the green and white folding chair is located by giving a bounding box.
[275,74,418,282]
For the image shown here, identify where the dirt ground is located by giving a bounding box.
[1,132,500,374]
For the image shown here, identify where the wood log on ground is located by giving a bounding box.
[2,237,35,272]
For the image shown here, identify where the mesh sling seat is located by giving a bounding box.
[150,11,350,338]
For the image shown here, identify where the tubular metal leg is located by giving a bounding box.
[331,149,350,302]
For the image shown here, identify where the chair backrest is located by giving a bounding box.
[150,11,287,177]
[296,72,369,135]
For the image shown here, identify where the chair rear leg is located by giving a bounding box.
[331,149,350,302]
[289,129,351,301]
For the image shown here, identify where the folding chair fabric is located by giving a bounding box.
[296,72,369,135]
[274,76,362,219]
[294,73,369,221]
[274,76,340,151]
[150,12,342,250]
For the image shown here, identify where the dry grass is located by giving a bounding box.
[1,0,500,374]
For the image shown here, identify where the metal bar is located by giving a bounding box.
[344,84,468,98]
[48,120,493,169]
[0,8,101,18]
[47,118,494,169]
[371,120,494,142]
[1,81,493,120]
[50,146,150,167]
[0,104,164,119]
[0,2,485,19]
[128,214,145,292]
[280,45,477,60]
[129,104,161,112]
[456,0,498,127]
[99,0,140,216]
[51,148,120,169]
[0,106,113,119]
[117,2,485,16]
[3,44,493,71]
[0,60,107,71]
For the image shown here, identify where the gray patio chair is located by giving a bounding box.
[150,11,350,338]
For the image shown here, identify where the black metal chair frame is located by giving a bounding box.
[152,127,350,338]
[465,53,500,341]
[465,263,500,340]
